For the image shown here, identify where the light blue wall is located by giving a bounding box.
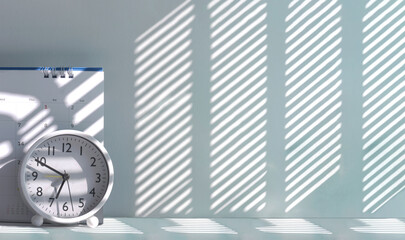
[0,0,403,218]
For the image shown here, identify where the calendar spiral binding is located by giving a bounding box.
[41,67,74,78]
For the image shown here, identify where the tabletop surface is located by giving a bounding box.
[0,217,404,240]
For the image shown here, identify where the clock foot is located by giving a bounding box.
[86,216,99,228]
[31,215,43,227]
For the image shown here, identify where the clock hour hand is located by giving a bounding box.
[35,159,64,176]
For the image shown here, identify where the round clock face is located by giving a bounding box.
[19,130,113,224]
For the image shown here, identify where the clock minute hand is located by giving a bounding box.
[35,159,64,176]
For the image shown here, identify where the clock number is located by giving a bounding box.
[79,198,85,208]
[96,173,101,183]
[80,146,83,155]
[49,198,55,207]
[37,187,43,196]
[63,202,68,211]
[36,157,46,166]
[90,157,96,167]
[89,188,95,197]
[32,171,38,181]
[62,143,72,152]
[48,146,55,155]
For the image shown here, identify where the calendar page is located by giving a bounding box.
[0,67,104,222]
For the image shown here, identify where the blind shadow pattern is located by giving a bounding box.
[208,0,268,214]
[134,0,194,216]
[0,224,48,234]
[351,219,405,234]
[284,0,343,212]
[62,71,105,141]
[257,219,332,234]
[162,218,237,234]
[361,0,405,214]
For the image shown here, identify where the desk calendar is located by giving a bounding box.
[0,67,104,222]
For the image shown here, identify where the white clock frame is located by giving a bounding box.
[18,130,114,227]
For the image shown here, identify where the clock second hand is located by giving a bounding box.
[65,171,74,211]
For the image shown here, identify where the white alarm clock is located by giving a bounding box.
[18,130,114,228]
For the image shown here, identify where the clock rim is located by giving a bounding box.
[18,129,114,224]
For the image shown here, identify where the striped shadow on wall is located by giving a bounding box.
[361,0,404,214]
[208,0,269,214]
[284,0,343,213]
[133,0,194,216]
